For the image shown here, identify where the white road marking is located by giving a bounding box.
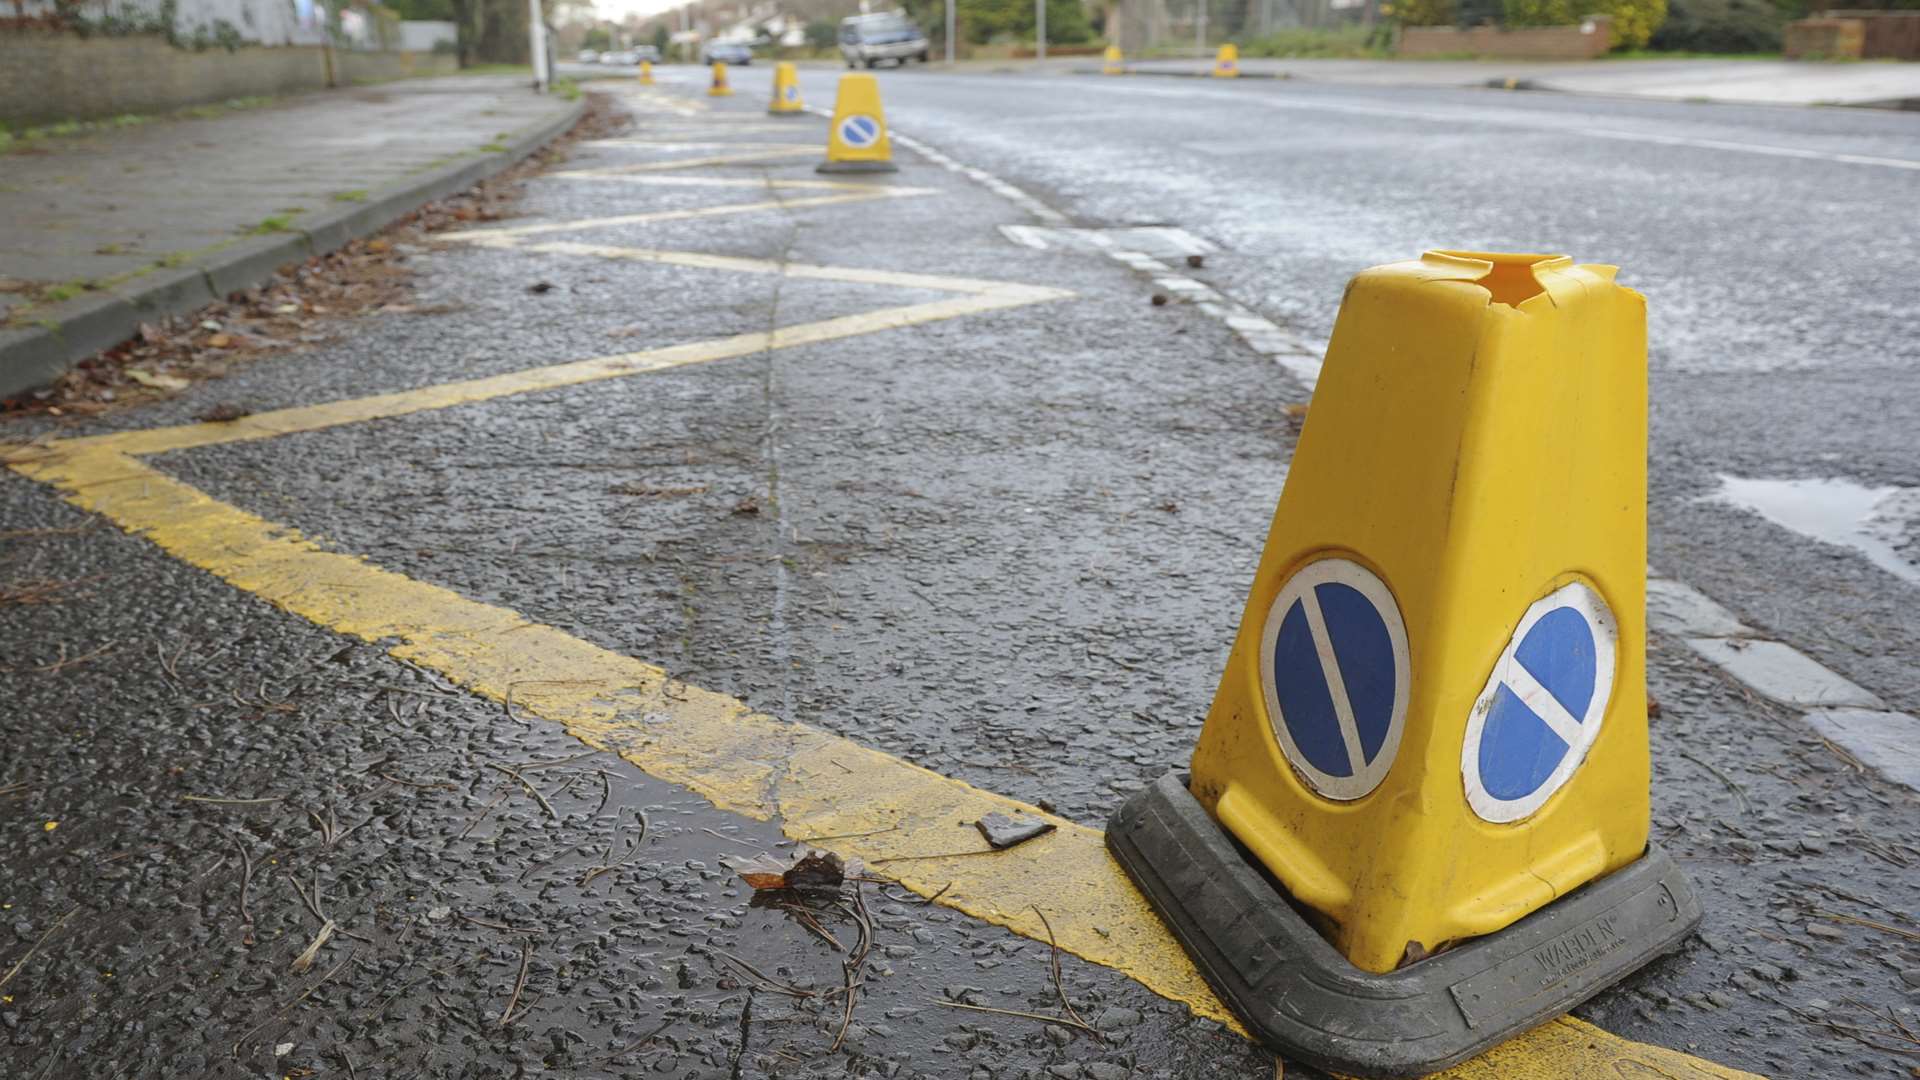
[1684,637,1885,709]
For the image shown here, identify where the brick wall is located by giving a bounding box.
[1398,18,1613,59]
[1819,11,1920,60]
[1,31,456,128]
[1783,18,1867,59]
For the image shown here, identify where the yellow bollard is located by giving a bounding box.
[1107,251,1702,1076]
[638,60,654,86]
[1102,44,1125,75]
[768,61,804,115]
[708,60,732,97]
[1212,42,1239,77]
[817,73,896,174]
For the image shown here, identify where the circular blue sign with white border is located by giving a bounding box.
[1462,581,1618,823]
[1260,558,1410,801]
[839,114,880,149]
[784,85,799,102]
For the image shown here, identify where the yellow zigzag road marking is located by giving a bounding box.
[440,188,934,242]
[3,229,1763,1080]
[572,146,822,171]
[45,250,1055,459]
[544,173,882,192]
[580,139,819,150]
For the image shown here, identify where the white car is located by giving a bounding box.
[838,13,929,68]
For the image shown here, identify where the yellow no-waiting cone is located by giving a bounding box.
[638,60,655,85]
[817,73,896,174]
[1105,251,1704,1075]
[708,60,733,97]
[769,61,805,115]
[1212,42,1239,77]
[1102,45,1125,75]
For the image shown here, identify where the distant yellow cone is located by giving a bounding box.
[1103,45,1125,75]
[708,60,733,97]
[1213,42,1239,78]
[817,73,896,174]
[638,60,655,85]
[769,61,804,114]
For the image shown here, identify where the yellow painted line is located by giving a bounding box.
[582,146,822,172]
[498,241,1031,296]
[545,173,883,192]
[439,188,934,242]
[587,125,805,137]
[47,299,1063,460]
[1,438,1769,1080]
[581,140,819,151]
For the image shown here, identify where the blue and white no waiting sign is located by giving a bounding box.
[784,84,799,102]
[839,114,880,149]
[1260,559,1410,801]
[1462,582,1618,823]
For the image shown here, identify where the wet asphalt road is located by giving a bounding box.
[3,72,1919,1080]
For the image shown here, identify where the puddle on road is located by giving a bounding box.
[1710,474,1920,587]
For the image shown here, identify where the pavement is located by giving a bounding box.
[888,54,1920,109]
[2,65,1918,1080]
[0,74,581,400]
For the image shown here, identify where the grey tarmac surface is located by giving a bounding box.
[3,73,1917,1080]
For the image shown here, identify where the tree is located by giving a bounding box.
[387,0,456,19]
[449,0,530,64]
[908,0,1093,44]
[652,23,671,52]
[804,18,838,49]
[583,24,612,49]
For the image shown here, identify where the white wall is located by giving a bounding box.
[18,0,331,46]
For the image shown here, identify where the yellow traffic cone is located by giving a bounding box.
[1212,42,1239,77]
[768,61,804,115]
[817,73,895,174]
[637,60,655,86]
[708,61,732,97]
[1102,44,1125,75]
[1108,252,1702,1076]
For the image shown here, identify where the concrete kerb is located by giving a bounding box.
[0,97,587,402]
[1068,64,1290,80]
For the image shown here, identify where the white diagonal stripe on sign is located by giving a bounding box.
[1502,660,1585,747]
[1300,587,1367,776]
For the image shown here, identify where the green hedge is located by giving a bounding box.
[1393,0,1668,49]
[1647,0,1784,51]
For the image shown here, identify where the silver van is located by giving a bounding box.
[838,12,930,68]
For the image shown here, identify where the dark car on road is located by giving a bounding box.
[702,41,753,65]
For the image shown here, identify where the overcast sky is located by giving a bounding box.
[590,0,684,21]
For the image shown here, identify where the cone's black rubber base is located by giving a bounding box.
[768,110,807,117]
[816,160,898,174]
[1106,771,1703,1078]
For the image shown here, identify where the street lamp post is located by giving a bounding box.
[1196,0,1206,59]
[527,0,550,92]
[946,0,955,64]
[1036,0,1045,61]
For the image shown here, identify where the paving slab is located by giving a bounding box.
[0,75,582,400]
